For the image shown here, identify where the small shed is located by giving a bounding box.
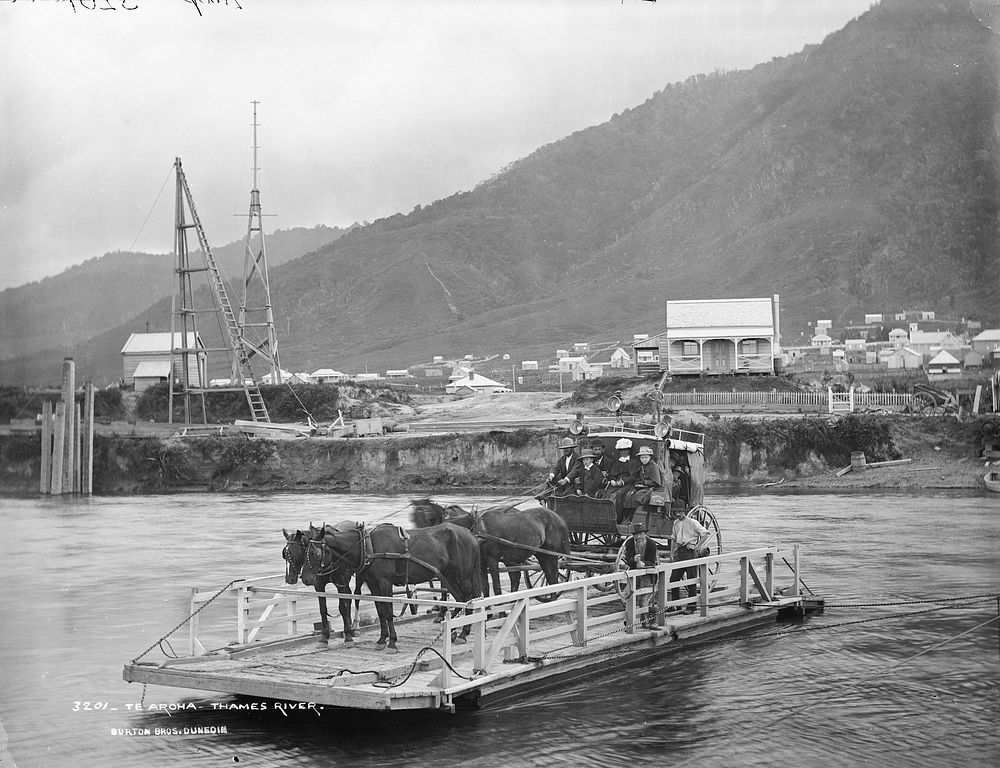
[121,332,205,390]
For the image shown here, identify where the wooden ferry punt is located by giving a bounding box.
[123,546,821,712]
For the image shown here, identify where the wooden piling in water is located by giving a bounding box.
[60,358,75,493]
[50,401,66,495]
[83,383,94,495]
[40,400,53,494]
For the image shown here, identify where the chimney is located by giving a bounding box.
[772,293,781,354]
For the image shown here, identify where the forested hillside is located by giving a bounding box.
[3,0,996,386]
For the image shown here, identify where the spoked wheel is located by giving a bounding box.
[612,544,632,602]
[911,393,938,415]
[687,504,722,590]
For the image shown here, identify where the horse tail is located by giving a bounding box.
[409,498,444,528]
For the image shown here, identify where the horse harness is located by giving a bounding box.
[309,522,462,600]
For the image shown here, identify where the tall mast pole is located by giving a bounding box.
[239,100,282,385]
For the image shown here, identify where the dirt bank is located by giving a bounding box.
[1,398,994,494]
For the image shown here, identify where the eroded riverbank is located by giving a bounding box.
[0,413,993,495]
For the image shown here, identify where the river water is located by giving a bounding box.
[0,490,997,768]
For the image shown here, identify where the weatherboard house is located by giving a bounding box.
[121,332,206,393]
[633,296,780,376]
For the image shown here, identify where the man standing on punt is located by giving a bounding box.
[669,506,712,614]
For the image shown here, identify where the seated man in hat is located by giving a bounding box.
[574,448,606,497]
[546,436,580,496]
[619,522,661,630]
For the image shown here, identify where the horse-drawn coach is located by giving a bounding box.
[539,393,723,587]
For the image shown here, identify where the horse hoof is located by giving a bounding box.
[343,635,354,643]
[386,646,399,655]
[318,637,329,645]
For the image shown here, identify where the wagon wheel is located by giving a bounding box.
[686,504,723,591]
[911,392,938,415]
[612,541,633,601]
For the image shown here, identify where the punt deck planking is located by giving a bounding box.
[123,546,821,713]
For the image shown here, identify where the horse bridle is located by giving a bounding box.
[307,525,365,580]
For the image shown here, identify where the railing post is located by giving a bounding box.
[236,582,249,644]
[574,583,589,645]
[440,614,453,688]
[656,567,668,627]
[792,545,800,598]
[740,557,749,605]
[189,588,203,656]
[699,563,709,616]
[519,598,530,657]
[473,608,487,673]
[286,594,298,637]
[625,572,637,632]
[764,553,774,599]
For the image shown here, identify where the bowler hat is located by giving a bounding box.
[631,522,647,534]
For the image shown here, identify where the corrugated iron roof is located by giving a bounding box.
[666,298,774,330]
[121,332,200,354]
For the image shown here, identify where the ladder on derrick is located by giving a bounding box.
[174,158,270,423]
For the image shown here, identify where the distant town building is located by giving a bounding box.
[884,347,922,369]
[445,372,511,395]
[888,328,909,347]
[811,332,833,348]
[970,329,1000,357]
[927,349,961,377]
[864,313,883,324]
[121,332,206,392]
[555,349,569,360]
[354,372,379,382]
[385,369,409,379]
[308,368,348,384]
[816,320,833,331]
[433,356,444,364]
[520,360,539,371]
[908,331,963,356]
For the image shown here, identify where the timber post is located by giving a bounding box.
[40,400,53,494]
[60,358,75,493]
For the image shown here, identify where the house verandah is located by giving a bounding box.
[632,297,779,376]
[666,336,775,375]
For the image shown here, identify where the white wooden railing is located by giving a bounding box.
[184,546,801,686]
[656,389,912,413]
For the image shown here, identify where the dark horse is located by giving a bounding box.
[282,525,360,644]
[304,521,483,651]
[410,499,570,598]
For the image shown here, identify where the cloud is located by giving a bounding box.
[0,0,872,290]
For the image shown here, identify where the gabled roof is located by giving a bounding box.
[121,332,200,354]
[310,368,347,377]
[132,360,172,378]
[971,329,1000,342]
[928,349,960,365]
[447,372,506,389]
[665,298,774,337]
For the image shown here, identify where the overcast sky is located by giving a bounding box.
[0,0,874,291]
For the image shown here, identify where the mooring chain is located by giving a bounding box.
[131,578,241,664]
[823,593,999,609]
